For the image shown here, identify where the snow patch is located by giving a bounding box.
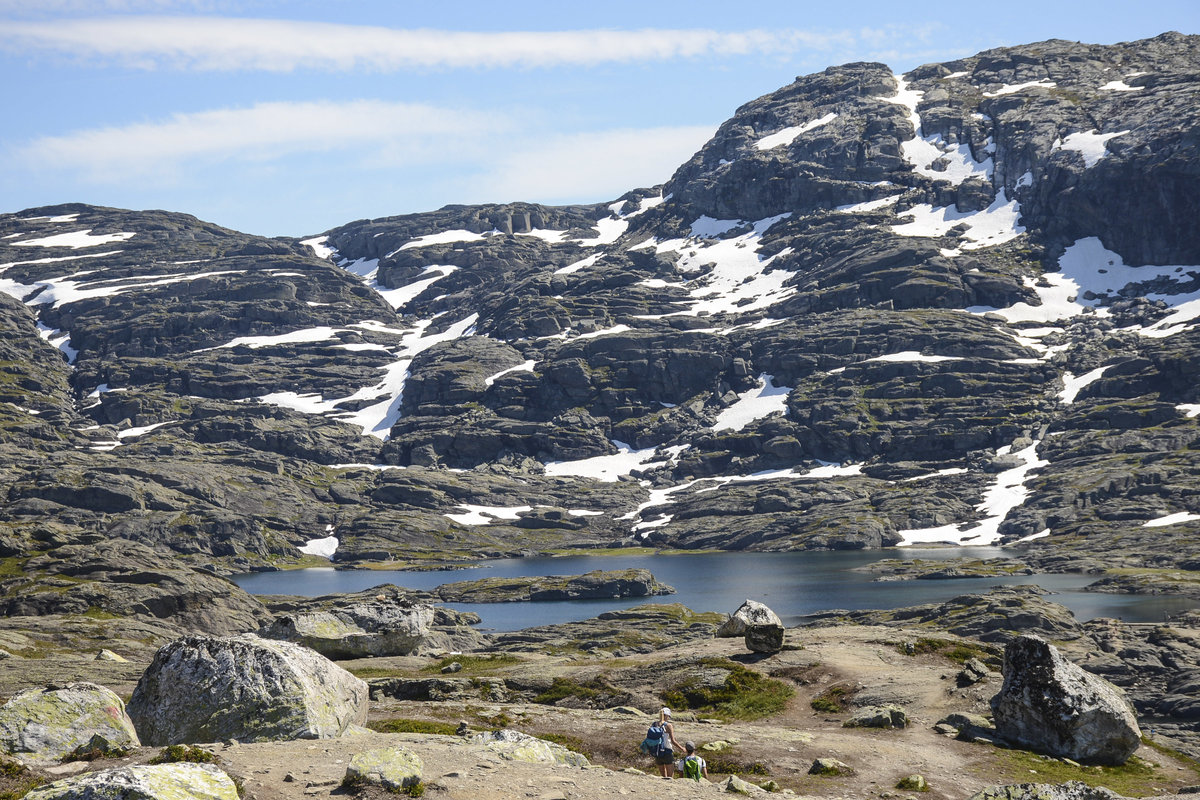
[1099,80,1140,92]
[544,441,682,482]
[555,253,602,275]
[300,237,335,260]
[884,77,992,186]
[484,359,537,387]
[837,195,902,214]
[13,230,136,249]
[396,229,484,251]
[891,190,1024,249]
[897,441,1047,546]
[983,79,1057,97]
[299,530,339,558]
[1177,404,1200,418]
[711,373,790,432]
[1053,130,1129,168]
[1058,366,1110,404]
[444,504,532,526]
[865,351,962,364]
[754,112,838,151]
[1142,512,1200,528]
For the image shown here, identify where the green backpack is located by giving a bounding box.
[683,755,703,781]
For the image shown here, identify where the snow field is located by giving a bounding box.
[12,229,136,249]
[1142,512,1200,528]
[1053,130,1129,168]
[711,373,790,432]
[884,77,993,187]
[890,190,1024,249]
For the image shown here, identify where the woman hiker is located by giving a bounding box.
[653,707,683,778]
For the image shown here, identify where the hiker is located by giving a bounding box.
[679,741,708,781]
[649,707,682,778]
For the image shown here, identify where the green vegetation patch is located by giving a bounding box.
[419,654,521,675]
[900,637,1000,667]
[149,744,220,765]
[366,718,460,736]
[0,755,45,800]
[662,658,794,721]
[704,756,770,776]
[534,733,592,760]
[533,677,617,706]
[995,749,1186,797]
[810,683,854,713]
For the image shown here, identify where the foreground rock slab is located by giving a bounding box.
[127,634,368,745]
[967,781,1126,800]
[469,729,589,767]
[991,635,1141,765]
[25,763,238,800]
[0,682,139,764]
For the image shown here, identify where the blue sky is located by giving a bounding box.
[2,1,1197,237]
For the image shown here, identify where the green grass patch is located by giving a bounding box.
[704,756,770,776]
[149,745,219,765]
[533,677,616,706]
[900,637,1000,667]
[995,749,1183,796]
[419,654,521,675]
[810,683,853,713]
[662,658,793,721]
[366,718,460,736]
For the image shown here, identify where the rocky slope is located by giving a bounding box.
[1,33,1199,644]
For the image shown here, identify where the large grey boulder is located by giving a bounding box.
[25,763,238,800]
[991,635,1141,765]
[127,634,368,745]
[717,600,785,653]
[0,682,140,764]
[260,603,434,659]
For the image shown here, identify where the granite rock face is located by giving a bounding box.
[991,635,1141,765]
[127,634,368,745]
[0,682,140,763]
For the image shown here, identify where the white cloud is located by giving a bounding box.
[0,16,859,71]
[19,100,511,180]
[15,98,716,207]
[471,125,717,203]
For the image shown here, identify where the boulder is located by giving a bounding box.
[808,757,853,776]
[0,682,140,764]
[966,781,1124,800]
[717,600,785,653]
[991,635,1141,765]
[721,774,766,793]
[127,634,368,745]
[260,603,434,659]
[843,704,908,729]
[468,729,589,767]
[344,747,423,792]
[24,763,239,800]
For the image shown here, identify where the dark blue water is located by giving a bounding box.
[231,548,1198,631]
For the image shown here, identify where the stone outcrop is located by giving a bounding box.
[430,569,674,603]
[24,763,239,800]
[0,682,139,763]
[843,705,908,729]
[468,729,589,767]
[344,747,423,792]
[967,782,1126,800]
[126,634,368,745]
[259,585,489,657]
[991,635,1141,765]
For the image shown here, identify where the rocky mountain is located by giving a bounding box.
[2,33,1199,643]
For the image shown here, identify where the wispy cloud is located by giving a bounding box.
[0,16,860,71]
[15,98,716,208]
[19,100,512,181]
[471,126,717,204]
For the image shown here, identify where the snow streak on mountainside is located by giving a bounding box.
[1,33,1199,582]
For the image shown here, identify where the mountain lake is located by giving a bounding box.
[231,547,1199,631]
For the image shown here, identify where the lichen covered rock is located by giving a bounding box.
[345,747,423,792]
[991,635,1140,765]
[24,763,238,800]
[127,634,368,745]
[843,704,908,729]
[0,682,139,764]
[469,729,589,767]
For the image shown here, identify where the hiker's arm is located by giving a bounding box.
[667,723,683,749]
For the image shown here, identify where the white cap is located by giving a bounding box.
[661,707,672,717]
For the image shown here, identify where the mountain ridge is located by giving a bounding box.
[0,31,1198,649]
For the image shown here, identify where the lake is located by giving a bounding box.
[231,547,1198,631]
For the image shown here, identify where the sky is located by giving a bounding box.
[1,1,1197,237]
